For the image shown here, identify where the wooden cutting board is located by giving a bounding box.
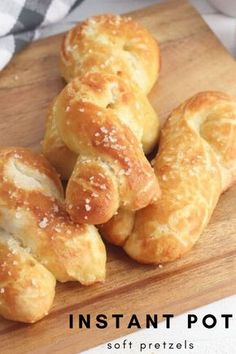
[0,0,236,353]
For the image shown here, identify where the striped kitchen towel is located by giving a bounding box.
[0,0,83,70]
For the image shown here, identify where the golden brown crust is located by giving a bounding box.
[45,14,161,225]
[0,147,107,323]
[43,71,159,180]
[0,147,106,284]
[43,101,77,180]
[60,14,160,94]
[99,209,135,246]
[43,72,160,224]
[103,92,236,263]
[0,233,56,323]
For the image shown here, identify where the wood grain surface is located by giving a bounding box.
[0,1,236,353]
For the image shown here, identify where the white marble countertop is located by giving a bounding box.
[38,1,236,353]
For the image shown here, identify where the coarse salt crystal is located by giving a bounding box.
[100,127,108,134]
[53,204,59,212]
[85,204,91,211]
[91,192,99,198]
[39,217,49,229]
[31,279,37,286]
[109,136,117,143]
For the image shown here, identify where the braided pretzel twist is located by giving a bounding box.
[44,14,160,224]
[43,72,160,225]
[60,14,160,94]
[101,92,236,263]
[0,148,106,323]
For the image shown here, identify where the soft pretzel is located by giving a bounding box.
[0,147,106,323]
[0,231,56,323]
[101,92,236,263]
[60,14,160,94]
[43,72,160,224]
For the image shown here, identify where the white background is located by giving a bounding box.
[39,1,236,353]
